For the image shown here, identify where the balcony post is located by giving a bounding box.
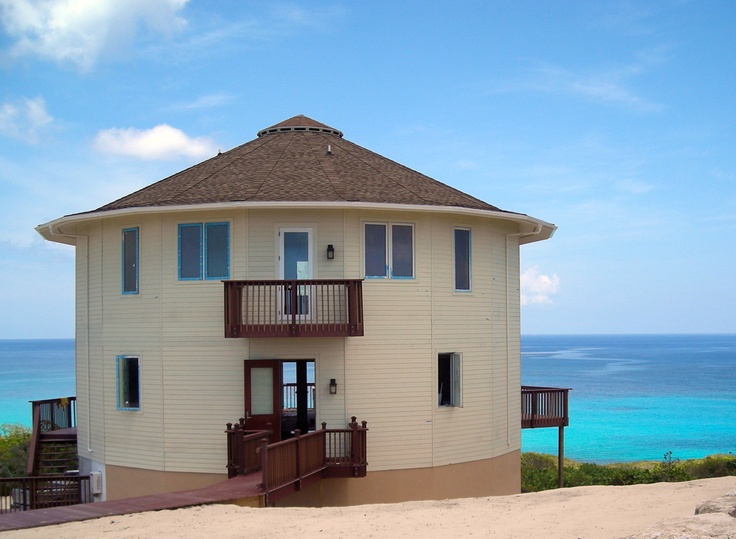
[224,282,243,337]
[558,426,565,487]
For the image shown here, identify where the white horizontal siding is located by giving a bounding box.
[74,207,526,476]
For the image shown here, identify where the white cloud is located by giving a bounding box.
[92,124,216,161]
[0,0,188,71]
[496,55,664,113]
[530,64,662,112]
[169,93,234,111]
[0,96,52,143]
[521,267,560,306]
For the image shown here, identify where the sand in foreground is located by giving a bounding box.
[1,477,734,538]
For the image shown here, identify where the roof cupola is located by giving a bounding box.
[257,114,343,138]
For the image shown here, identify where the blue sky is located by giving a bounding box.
[1,1,734,338]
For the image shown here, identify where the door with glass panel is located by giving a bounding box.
[279,228,313,317]
[243,360,282,440]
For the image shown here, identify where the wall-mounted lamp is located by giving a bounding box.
[326,244,335,260]
[329,378,337,395]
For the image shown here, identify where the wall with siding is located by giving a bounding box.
[73,205,525,476]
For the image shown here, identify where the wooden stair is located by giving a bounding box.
[34,437,78,476]
[27,398,79,477]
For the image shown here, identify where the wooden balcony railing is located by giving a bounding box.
[0,475,91,513]
[224,280,364,338]
[521,386,570,429]
[226,417,368,503]
[283,382,315,411]
[31,397,76,432]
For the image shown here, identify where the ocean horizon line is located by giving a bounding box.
[2,332,736,342]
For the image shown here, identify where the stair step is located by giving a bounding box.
[35,439,79,476]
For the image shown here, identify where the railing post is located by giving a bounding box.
[259,437,269,492]
[346,281,364,336]
[224,282,242,337]
[225,422,234,478]
[294,429,301,490]
[350,416,359,475]
[360,420,368,465]
[289,282,298,336]
[27,405,41,475]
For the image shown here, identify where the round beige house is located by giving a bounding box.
[36,115,556,506]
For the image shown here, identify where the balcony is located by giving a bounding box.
[224,280,364,338]
[521,386,570,429]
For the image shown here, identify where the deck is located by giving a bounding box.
[521,386,570,429]
[0,474,262,532]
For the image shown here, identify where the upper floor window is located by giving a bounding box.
[117,355,140,410]
[364,223,414,279]
[454,228,471,291]
[122,227,139,294]
[178,222,230,280]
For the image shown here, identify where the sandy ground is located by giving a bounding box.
[1,477,734,539]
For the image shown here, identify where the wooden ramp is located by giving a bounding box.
[0,473,262,532]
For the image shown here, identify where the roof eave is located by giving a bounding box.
[37,200,556,245]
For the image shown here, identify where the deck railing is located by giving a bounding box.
[0,475,91,513]
[31,397,76,432]
[283,383,316,410]
[225,420,273,478]
[260,418,368,502]
[521,386,570,428]
[226,417,368,503]
[224,280,364,338]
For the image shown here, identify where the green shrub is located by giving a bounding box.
[521,451,736,493]
[520,452,559,492]
[651,451,689,483]
[606,466,653,486]
[0,424,31,477]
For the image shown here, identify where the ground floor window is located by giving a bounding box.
[116,356,140,410]
[438,352,462,407]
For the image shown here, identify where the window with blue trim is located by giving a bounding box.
[178,222,230,280]
[454,228,471,291]
[117,356,140,410]
[364,223,414,279]
[122,228,139,294]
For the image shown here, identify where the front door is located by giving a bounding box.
[244,360,282,441]
[279,228,313,316]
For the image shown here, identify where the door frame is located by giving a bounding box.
[243,360,282,440]
[243,359,317,442]
[278,227,314,280]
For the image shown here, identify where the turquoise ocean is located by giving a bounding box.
[1,335,734,463]
[522,334,736,463]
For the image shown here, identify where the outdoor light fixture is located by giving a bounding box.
[326,244,335,260]
[329,378,337,394]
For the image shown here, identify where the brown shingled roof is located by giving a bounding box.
[94,115,508,214]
